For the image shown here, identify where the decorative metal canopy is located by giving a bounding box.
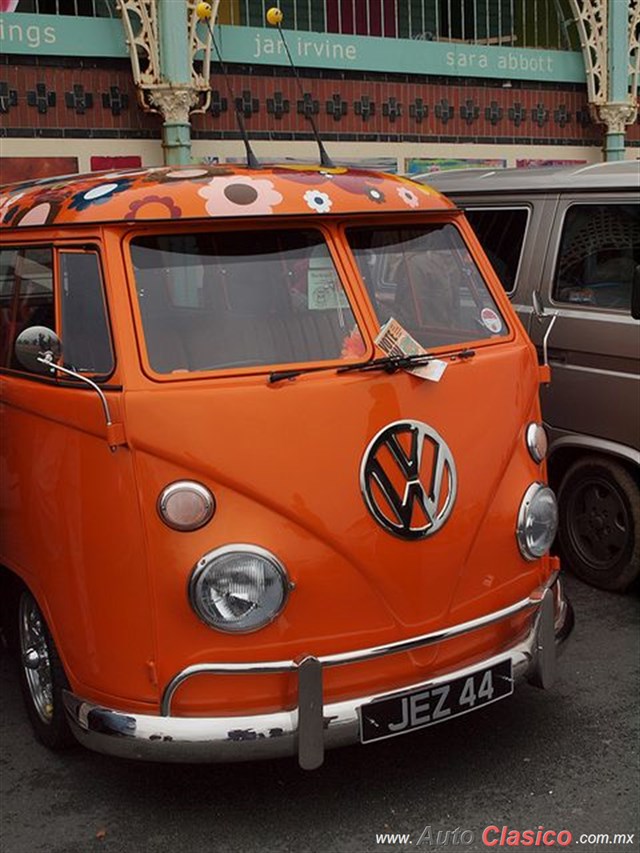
[569,0,640,136]
[117,0,215,121]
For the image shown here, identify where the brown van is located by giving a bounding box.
[417,161,640,591]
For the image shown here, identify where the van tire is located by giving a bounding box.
[558,457,640,592]
[16,588,75,750]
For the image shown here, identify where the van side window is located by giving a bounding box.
[553,204,640,311]
[0,246,55,370]
[463,207,529,295]
[59,251,114,375]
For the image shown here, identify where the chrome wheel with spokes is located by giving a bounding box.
[16,589,74,749]
[19,591,55,724]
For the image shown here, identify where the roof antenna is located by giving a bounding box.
[266,7,335,169]
[196,2,260,169]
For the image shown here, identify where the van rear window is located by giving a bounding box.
[347,222,509,349]
[129,229,363,375]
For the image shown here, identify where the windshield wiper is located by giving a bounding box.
[337,352,432,374]
[338,347,475,374]
[268,347,475,384]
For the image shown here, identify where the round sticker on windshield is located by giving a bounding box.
[481,308,503,334]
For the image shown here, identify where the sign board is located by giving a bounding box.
[0,13,586,84]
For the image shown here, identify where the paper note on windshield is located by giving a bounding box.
[375,318,447,382]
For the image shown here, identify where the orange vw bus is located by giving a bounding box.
[0,164,573,768]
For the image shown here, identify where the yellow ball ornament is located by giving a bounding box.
[196,2,212,21]
[266,7,283,26]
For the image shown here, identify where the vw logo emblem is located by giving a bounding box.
[360,420,457,540]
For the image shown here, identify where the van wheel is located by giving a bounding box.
[17,589,75,750]
[558,457,639,592]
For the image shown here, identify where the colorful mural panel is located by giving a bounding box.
[516,158,588,168]
[405,158,506,175]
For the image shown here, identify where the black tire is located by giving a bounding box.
[557,456,640,592]
[16,588,75,750]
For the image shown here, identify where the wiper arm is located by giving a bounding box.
[269,365,329,384]
[268,355,425,384]
[268,347,475,384]
[337,347,475,374]
[337,352,432,374]
[268,357,420,384]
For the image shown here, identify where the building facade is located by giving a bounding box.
[1,0,639,183]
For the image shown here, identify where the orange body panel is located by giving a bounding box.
[0,166,554,723]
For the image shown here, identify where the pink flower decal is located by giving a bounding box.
[125,195,182,220]
[397,186,420,208]
[17,203,52,227]
[198,176,283,216]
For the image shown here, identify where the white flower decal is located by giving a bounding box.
[198,176,283,216]
[397,186,420,208]
[304,189,333,213]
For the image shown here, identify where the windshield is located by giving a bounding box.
[130,229,364,374]
[347,223,509,349]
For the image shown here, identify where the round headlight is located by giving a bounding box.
[516,482,558,560]
[189,545,290,633]
[526,423,548,463]
[158,481,215,532]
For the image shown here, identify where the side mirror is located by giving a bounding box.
[631,265,640,321]
[15,326,62,374]
[14,325,125,452]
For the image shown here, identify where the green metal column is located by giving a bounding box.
[605,0,628,161]
[158,0,192,165]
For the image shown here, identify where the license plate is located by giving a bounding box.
[358,659,513,744]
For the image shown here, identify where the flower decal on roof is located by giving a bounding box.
[365,186,386,204]
[396,186,420,209]
[16,203,57,227]
[198,176,283,216]
[125,195,182,220]
[0,192,25,224]
[69,179,133,211]
[304,189,333,214]
[145,166,235,185]
[278,166,387,204]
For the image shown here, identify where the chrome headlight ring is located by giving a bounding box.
[526,422,548,464]
[516,482,558,561]
[189,544,291,633]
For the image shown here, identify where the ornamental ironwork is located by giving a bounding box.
[568,0,639,130]
[117,0,213,119]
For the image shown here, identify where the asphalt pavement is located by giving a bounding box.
[1,573,638,853]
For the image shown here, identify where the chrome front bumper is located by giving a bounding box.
[63,574,573,768]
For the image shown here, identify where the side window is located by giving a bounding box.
[464,207,529,295]
[59,251,114,375]
[0,246,55,370]
[553,204,640,311]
